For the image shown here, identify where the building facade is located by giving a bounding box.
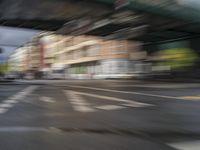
[9,33,146,79]
[9,47,28,72]
[50,35,146,79]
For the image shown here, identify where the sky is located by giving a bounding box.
[0,26,39,63]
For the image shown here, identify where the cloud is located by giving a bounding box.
[0,26,40,63]
[0,26,39,46]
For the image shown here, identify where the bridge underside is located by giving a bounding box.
[0,0,200,44]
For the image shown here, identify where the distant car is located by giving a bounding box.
[24,73,34,80]
[4,72,18,80]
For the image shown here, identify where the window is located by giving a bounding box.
[111,41,127,54]
[82,46,88,57]
[67,52,74,60]
[87,45,100,56]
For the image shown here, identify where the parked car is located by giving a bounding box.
[4,72,19,80]
[48,69,65,79]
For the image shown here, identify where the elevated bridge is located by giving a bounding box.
[0,0,200,44]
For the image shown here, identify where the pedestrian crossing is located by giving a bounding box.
[0,86,154,115]
[5,85,200,115]
[65,90,96,112]
[0,86,38,114]
[4,84,200,115]
[1,85,200,150]
[63,90,154,112]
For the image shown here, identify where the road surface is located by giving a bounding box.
[0,80,200,150]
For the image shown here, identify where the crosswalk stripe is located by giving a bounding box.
[10,94,24,100]
[121,103,145,108]
[0,86,38,115]
[40,97,55,103]
[0,108,7,114]
[0,103,13,108]
[71,91,153,107]
[4,100,18,104]
[65,90,95,112]
[96,105,125,110]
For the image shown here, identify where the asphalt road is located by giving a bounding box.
[0,80,200,150]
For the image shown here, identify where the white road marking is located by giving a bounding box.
[40,97,55,103]
[0,86,38,114]
[0,108,7,114]
[65,90,95,112]
[4,99,18,104]
[16,86,38,101]
[0,103,13,108]
[10,94,24,100]
[109,84,200,89]
[68,85,186,100]
[168,140,200,150]
[96,105,125,110]
[121,103,146,108]
[71,91,153,107]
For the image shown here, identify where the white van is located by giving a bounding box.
[48,64,67,80]
[49,69,65,79]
